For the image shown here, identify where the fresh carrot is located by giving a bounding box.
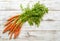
[8,17,19,34]
[12,23,21,33]
[9,22,22,39]
[5,19,14,26]
[7,15,19,21]
[5,15,20,26]
[8,24,16,35]
[9,24,21,39]
[14,27,21,39]
[9,27,20,39]
[9,33,13,39]
[9,24,17,39]
[3,23,12,33]
[3,15,20,34]
[14,23,22,39]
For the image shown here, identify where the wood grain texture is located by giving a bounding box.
[0,30,60,41]
[0,0,60,10]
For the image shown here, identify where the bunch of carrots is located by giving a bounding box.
[3,2,48,39]
[3,15,22,39]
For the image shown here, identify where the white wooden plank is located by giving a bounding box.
[0,0,60,10]
[21,21,60,30]
[55,30,60,41]
[0,11,21,21]
[43,11,60,20]
[0,30,59,41]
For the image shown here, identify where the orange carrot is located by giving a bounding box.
[9,22,21,35]
[5,19,14,26]
[12,23,20,33]
[9,33,13,39]
[8,24,16,34]
[9,22,22,39]
[9,24,17,39]
[3,15,21,39]
[7,15,19,21]
[9,24,21,39]
[9,27,20,39]
[6,15,19,26]
[14,23,22,39]
[14,27,21,39]
[3,23,12,33]
[8,17,19,34]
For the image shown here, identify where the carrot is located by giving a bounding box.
[9,24,20,39]
[7,15,19,21]
[5,15,20,26]
[3,23,12,33]
[3,18,16,33]
[12,23,20,32]
[8,24,16,34]
[8,17,19,35]
[9,27,20,39]
[5,19,14,26]
[3,17,18,33]
[3,15,21,39]
[14,27,21,39]
[9,22,22,39]
[14,23,22,39]
[9,33,13,39]
[9,22,21,35]
[9,24,17,39]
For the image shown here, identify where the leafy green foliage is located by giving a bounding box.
[19,2,48,27]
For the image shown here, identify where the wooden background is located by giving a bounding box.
[0,0,60,41]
